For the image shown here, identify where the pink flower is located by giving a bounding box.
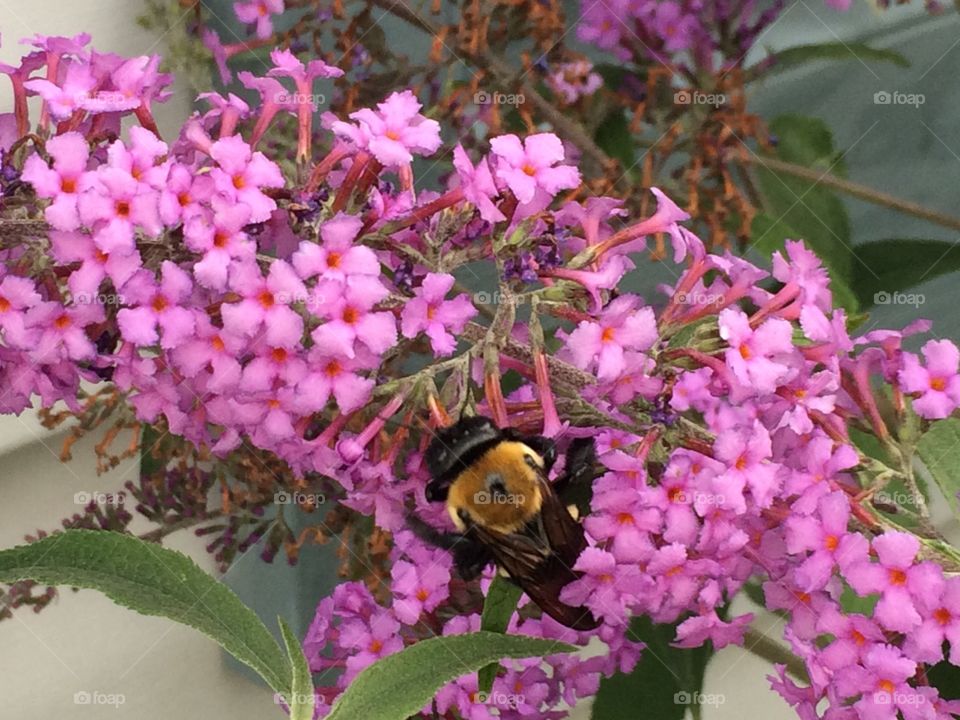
[298,350,375,413]
[78,164,162,254]
[291,213,379,282]
[451,144,505,223]
[844,531,944,633]
[209,135,285,222]
[310,276,397,358]
[117,261,196,349]
[21,131,90,230]
[234,0,285,39]
[24,60,96,120]
[400,273,477,356]
[784,491,867,591]
[712,421,780,511]
[0,273,40,343]
[565,294,657,381]
[105,125,169,189]
[220,260,306,347]
[898,339,960,419]
[560,547,650,622]
[833,644,919,717]
[718,307,796,394]
[24,301,102,362]
[170,315,243,392]
[183,200,255,290]
[489,132,580,204]
[331,90,441,167]
[49,230,140,299]
[904,576,960,665]
[391,557,451,624]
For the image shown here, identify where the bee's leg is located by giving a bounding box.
[406,512,462,549]
[516,434,558,473]
[452,540,494,580]
[424,478,451,502]
[553,437,597,496]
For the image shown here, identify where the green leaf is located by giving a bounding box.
[591,617,713,720]
[325,632,576,720]
[768,115,843,172]
[595,63,626,90]
[595,109,635,171]
[928,658,960,700]
[139,423,167,480]
[280,618,315,720]
[917,418,960,521]
[0,530,291,695]
[477,576,524,693]
[850,239,960,309]
[759,41,910,75]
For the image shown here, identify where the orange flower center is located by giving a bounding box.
[53,314,71,330]
[617,512,634,525]
[151,295,168,313]
[385,129,400,141]
[232,174,246,190]
[522,164,537,176]
[598,573,614,584]
[326,252,341,268]
[877,679,895,695]
[115,200,130,217]
[267,398,281,410]
[211,335,226,352]
[851,629,866,646]
[270,347,288,363]
[601,326,616,343]
[343,306,359,324]
[258,290,275,308]
[369,639,383,653]
[94,249,109,264]
[934,608,952,626]
[0,296,10,313]
[739,344,751,360]
[735,454,748,471]
[415,588,430,602]
[427,305,437,321]
[60,177,77,193]
[324,360,342,377]
[931,377,947,391]
[178,192,191,207]
[213,232,229,248]
[888,568,907,586]
[666,565,683,577]
[667,487,685,503]
[824,535,839,551]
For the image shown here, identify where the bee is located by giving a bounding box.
[409,415,601,630]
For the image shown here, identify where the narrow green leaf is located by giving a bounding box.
[591,617,713,720]
[325,632,576,720]
[768,115,842,171]
[279,618,315,720]
[478,576,524,693]
[917,418,960,521]
[850,239,960,308]
[0,530,291,694]
[595,109,635,171]
[759,41,910,75]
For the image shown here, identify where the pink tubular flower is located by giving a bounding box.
[209,134,285,222]
[49,230,140,299]
[898,339,960,419]
[451,144,505,223]
[298,350,375,413]
[565,294,658,381]
[844,531,944,633]
[220,260,306,348]
[784,491,867,591]
[400,273,477,356]
[234,0,285,39]
[291,213,379,282]
[24,301,102,362]
[489,132,580,204]
[310,275,397,358]
[24,60,96,120]
[183,200,255,290]
[21,131,89,230]
[905,575,960,665]
[78,164,162,254]
[331,90,441,167]
[718,307,796,394]
[117,261,196,349]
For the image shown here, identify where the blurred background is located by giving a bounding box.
[0,0,957,717]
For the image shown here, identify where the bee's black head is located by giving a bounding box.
[424,416,503,486]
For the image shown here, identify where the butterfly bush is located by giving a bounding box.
[3,29,960,720]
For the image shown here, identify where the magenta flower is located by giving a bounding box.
[452,144,505,223]
[844,531,944,633]
[234,0,284,39]
[489,132,580,204]
[784,491,867,591]
[0,273,40,343]
[898,339,960,419]
[78,165,162,253]
[24,301,102,362]
[105,126,169,190]
[903,576,960,665]
[183,200,255,290]
[21,131,89,231]
[298,350,375,413]
[718,307,796,394]
[565,294,657,381]
[209,134,285,222]
[220,260,306,348]
[24,60,96,120]
[331,90,442,167]
[712,422,780,511]
[49,230,140,299]
[391,558,451,624]
[159,164,214,226]
[400,273,477,356]
[310,275,397,358]
[117,261,196,349]
[560,547,651,622]
[291,213,379,282]
[833,644,919,718]
[170,315,243,392]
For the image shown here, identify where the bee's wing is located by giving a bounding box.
[471,493,600,631]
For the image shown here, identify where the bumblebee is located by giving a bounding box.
[409,415,601,630]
